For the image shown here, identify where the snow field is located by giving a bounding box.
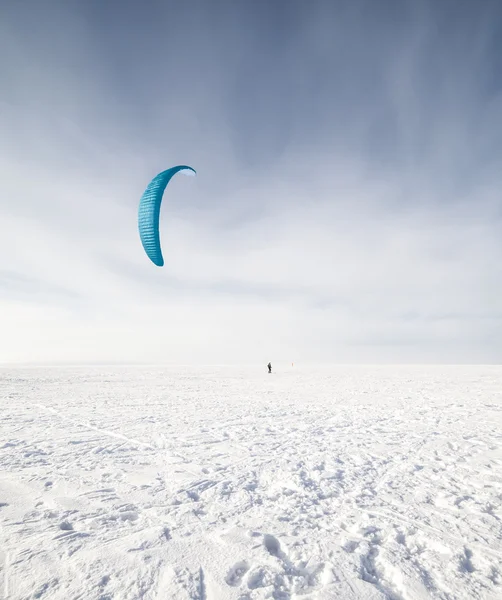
[0,365,501,599]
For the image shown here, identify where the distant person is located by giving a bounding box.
[268,362,272,373]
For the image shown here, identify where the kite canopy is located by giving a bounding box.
[138,165,196,266]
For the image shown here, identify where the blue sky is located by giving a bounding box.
[1,0,502,364]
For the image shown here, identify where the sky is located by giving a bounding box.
[1,0,502,365]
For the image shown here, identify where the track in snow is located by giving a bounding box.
[1,365,501,599]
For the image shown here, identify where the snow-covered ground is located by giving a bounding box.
[1,365,501,600]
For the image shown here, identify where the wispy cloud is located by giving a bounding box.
[1,0,502,364]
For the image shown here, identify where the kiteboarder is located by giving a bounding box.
[268,362,272,374]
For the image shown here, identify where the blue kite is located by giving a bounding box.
[138,165,196,266]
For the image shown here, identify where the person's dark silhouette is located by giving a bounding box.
[267,362,272,373]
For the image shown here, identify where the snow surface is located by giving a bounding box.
[1,365,501,600]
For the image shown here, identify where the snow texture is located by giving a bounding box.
[1,365,501,599]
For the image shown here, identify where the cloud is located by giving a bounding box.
[1,0,502,364]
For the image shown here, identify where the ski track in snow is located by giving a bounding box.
[1,365,501,599]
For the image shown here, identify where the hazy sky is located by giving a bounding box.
[2,0,502,364]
